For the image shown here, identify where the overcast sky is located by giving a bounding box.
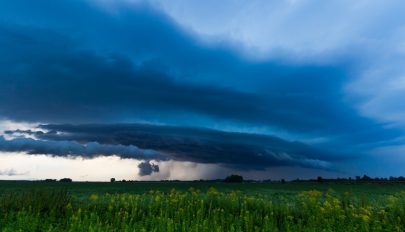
[1,0,405,181]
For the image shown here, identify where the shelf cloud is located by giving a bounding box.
[1,0,405,178]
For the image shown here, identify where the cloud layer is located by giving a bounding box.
[0,135,163,160]
[0,0,399,148]
[3,123,339,171]
[1,0,405,177]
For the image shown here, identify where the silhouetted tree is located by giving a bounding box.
[224,174,243,183]
[59,178,72,182]
[110,178,116,183]
[317,176,324,183]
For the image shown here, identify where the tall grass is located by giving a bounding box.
[1,188,405,231]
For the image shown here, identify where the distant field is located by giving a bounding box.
[1,181,405,231]
[1,180,405,197]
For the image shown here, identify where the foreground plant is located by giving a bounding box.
[1,189,405,231]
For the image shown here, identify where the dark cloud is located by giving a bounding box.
[4,123,343,170]
[0,135,164,160]
[0,0,400,163]
[138,161,159,176]
[0,1,398,140]
[0,23,268,126]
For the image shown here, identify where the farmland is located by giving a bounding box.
[1,181,405,231]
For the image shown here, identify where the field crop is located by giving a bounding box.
[1,182,405,231]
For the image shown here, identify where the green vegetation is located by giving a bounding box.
[1,181,405,231]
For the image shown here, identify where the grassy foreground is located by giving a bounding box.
[1,182,405,231]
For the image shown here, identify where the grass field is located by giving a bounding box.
[1,181,405,231]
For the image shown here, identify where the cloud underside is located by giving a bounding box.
[2,123,338,171]
[0,0,403,178]
[0,0,398,149]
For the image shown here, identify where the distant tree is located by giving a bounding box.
[362,175,372,181]
[281,179,286,184]
[122,179,126,182]
[224,174,243,183]
[355,176,361,181]
[44,179,57,182]
[59,178,72,183]
[317,176,324,183]
[110,178,116,183]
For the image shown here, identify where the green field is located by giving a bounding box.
[1,181,405,231]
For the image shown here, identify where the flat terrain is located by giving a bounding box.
[1,180,405,197]
[2,181,405,231]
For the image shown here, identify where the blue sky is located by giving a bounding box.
[1,0,405,180]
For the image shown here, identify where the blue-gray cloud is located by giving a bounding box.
[0,135,163,160]
[4,123,340,170]
[138,161,160,176]
[0,0,402,171]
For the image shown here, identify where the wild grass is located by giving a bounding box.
[1,187,405,231]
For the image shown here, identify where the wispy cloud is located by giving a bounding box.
[0,168,28,176]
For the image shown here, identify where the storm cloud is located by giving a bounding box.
[138,161,160,176]
[0,0,399,150]
[4,123,339,170]
[1,0,405,178]
[0,135,163,160]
